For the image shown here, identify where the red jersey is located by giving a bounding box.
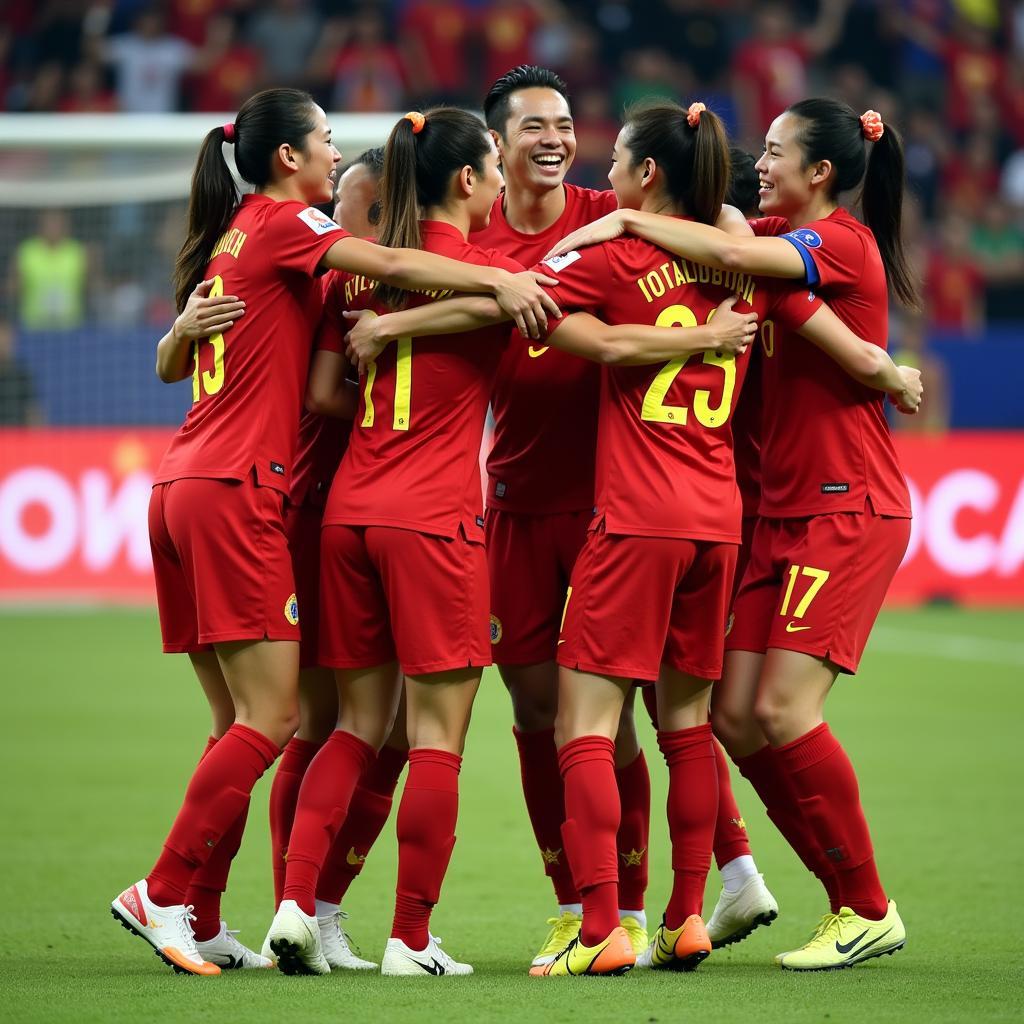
[766,207,912,518]
[322,221,520,541]
[156,194,347,496]
[540,227,821,544]
[470,184,618,513]
[733,215,792,517]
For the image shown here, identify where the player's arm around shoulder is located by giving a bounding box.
[156,278,245,382]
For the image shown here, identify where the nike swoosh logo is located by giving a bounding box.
[222,954,243,970]
[835,928,870,955]
[528,345,549,358]
[785,621,811,633]
[414,957,445,976]
[838,926,893,958]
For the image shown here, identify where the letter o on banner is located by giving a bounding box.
[0,467,78,573]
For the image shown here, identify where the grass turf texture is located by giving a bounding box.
[1,607,1022,1023]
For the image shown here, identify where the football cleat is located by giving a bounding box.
[778,901,905,971]
[111,878,220,976]
[531,911,583,967]
[380,934,473,976]
[265,900,331,975]
[196,921,274,969]
[707,873,779,948]
[637,915,711,972]
[619,915,649,958]
[529,925,635,977]
[319,910,377,970]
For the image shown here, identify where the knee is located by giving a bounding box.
[262,702,301,748]
[711,700,752,755]
[506,679,558,733]
[752,690,791,747]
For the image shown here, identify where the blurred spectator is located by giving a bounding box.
[187,15,262,112]
[924,213,985,335]
[889,314,950,432]
[546,19,604,92]
[477,0,547,92]
[943,130,1001,218]
[731,0,850,143]
[970,196,1024,320]
[569,87,618,188]
[325,7,406,113]
[903,107,948,219]
[92,7,197,113]
[0,321,41,426]
[398,0,473,105]
[13,211,89,331]
[632,0,729,87]
[168,0,233,47]
[615,48,687,110]
[58,60,117,112]
[247,0,320,90]
[25,61,65,112]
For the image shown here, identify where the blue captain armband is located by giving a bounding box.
[780,229,822,289]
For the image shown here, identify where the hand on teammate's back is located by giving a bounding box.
[493,270,562,340]
[343,308,387,375]
[543,210,628,262]
[707,294,758,356]
[175,279,246,341]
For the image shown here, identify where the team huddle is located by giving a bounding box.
[110,65,924,980]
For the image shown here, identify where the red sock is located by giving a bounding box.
[282,730,376,916]
[774,724,888,920]
[147,724,279,907]
[712,739,753,869]
[268,737,321,906]
[658,724,718,927]
[184,736,249,941]
[513,727,579,905]
[735,744,841,911]
[558,736,619,945]
[391,749,461,951]
[317,744,408,905]
[615,751,649,911]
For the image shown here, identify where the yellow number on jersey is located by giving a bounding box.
[191,275,226,402]
[779,564,831,619]
[361,310,413,432]
[641,303,736,428]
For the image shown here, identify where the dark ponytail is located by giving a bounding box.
[622,100,730,226]
[787,97,919,309]
[375,107,491,310]
[173,87,318,311]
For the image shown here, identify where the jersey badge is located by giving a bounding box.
[284,593,299,626]
[786,228,822,249]
[297,206,342,236]
[489,614,503,645]
[542,250,582,273]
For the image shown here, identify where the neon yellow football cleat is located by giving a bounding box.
[619,915,649,958]
[778,902,906,971]
[529,925,635,977]
[531,911,582,967]
[637,914,711,971]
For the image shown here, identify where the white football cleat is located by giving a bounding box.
[380,934,473,977]
[111,878,220,976]
[196,921,274,969]
[319,910,377,970]
[265,900,331,975]
[707,873,779,949]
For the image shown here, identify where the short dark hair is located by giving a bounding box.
[350,146,385,225]
[484,65,570,137]
[726,147,759,216]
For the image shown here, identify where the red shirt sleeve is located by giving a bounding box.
[763,278,823,333]
[779,218,866,291]
[750,216,790,237]
[530,245,614,331]
[267,202,350,276]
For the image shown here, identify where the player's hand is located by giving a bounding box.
[343,309,388,375]
[174,279,244,341]
[493,271,561,340]
[891,365,923,415]
[708,295,758,355]
[543,211,627,262]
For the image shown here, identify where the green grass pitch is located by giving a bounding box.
[1,607,1022,1022]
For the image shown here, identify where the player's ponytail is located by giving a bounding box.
[375,107,491,309]
[623,100,730,226]
[787,97,919,309]
[173,87,318,312]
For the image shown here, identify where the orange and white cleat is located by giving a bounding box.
[637,914,712,971]
[529,925,635,977]
[111,879,221,976]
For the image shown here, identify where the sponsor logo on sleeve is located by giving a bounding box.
[542,250,582,273]
[297,206,342,235]
[786,228,822,249]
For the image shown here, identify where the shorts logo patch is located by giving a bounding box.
[821,482,849,494]
[725,611,735,637]
[270,461,285,476]
[495,482,507,498]
[284,593,299,626]
[489,614,503,645]
[297,206,342,235]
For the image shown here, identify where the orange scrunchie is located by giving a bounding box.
[686,101,706,128]
[404,111,426,134]
[860,110,884,142]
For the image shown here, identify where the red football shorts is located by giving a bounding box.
[319,524,491,676]
[149,475,300,653]
[285,502,325,670]
[485,507,593,665]
[733,514,759,606]
[726,505,911,673]
[557,526,738,682]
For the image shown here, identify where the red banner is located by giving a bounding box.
[0,429,1022,604]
